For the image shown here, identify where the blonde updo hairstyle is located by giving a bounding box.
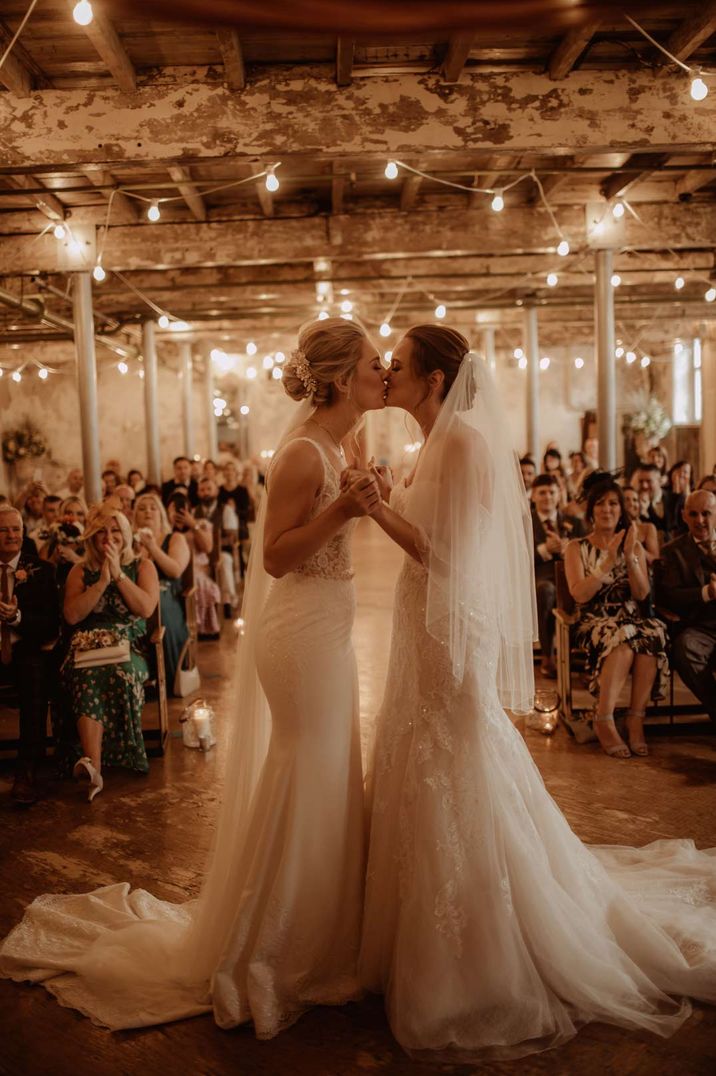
[283,317,367,407]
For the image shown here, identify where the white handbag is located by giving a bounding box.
[174,639,201,697]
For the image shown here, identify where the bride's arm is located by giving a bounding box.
[371,502,425,564]
[263,443,380,578]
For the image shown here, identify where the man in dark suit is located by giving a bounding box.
[531,474,585,677]
[161,456,199,507]
[0,505,60,804]
[655,490,716,721]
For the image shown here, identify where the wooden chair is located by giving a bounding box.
[142,600,169,755]
[180,556,198,668]
[554,561,713,739]
[0,639,57,757]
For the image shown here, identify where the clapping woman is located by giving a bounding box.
[63,504,159,800]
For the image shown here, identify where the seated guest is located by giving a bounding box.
[220,460,254,578]
[161,456,198,507]
[63,504,159,799]
[31,494,62,552]
[647,445,669,488]
[101,469,121,496]
[127,469,145,494]
[133,493,190,695]
[202,459,219,481]
[16,482,47,538]
[38,496,86,586]
[698,474,716,494]
[113,484,135,524]
[566,450,587,500]
[519,455,536,497]
[531,474,585,677]
[542,447,564,480]
[655,490,716,722]
[664,460,691,538]
[582,436,598,470]
[166,492,221,639]
[194,475,240,616]
[56,467,84,501]
[633,463,669,538]
[565,476,668,759]
[0,506,59,805]
[623,487,659,566]
[190,458,203,483]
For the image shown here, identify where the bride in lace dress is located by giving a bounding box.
[357,325,716,1062]
[0,317,385,1036]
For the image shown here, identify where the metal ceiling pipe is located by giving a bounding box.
[0,285,139,360]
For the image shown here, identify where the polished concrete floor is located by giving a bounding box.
[1,519,715,1076]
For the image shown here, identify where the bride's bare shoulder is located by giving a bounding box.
[267,434,324,491]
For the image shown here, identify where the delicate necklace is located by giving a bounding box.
[309,417,346,458]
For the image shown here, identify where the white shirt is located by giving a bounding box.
[0,552,23,642]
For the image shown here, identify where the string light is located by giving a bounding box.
[490,191,504,213]
[272,366,283,380]
[434,303,446,319]
[246,341,257,355]
[169,320,190,332]
[546,273,558,287]
[611,273,622,287]
[641,355,651,368]
[612,201,625,220]
[557,239,570,257]
[265,166,280,193]
[539,356,550,370]
[11,370,21,382]
[38,367,48,380]
[513,347,524,360]
[518,356,528,370]
[317,310,329,320]
[615,346,624,358]
[674,275,685,290]
[626,351,637,364]
[275,351,285,362]
[53,224,66,239]
[138,370,144,379]
[574,356,584,369]
[246,366,257,379]
[147,201,161,222]
[117,361,128,374]
[240,405,250,415]
[340,299,353,313]
[625,16,711,103]
[705,287,716,302]
[92,263,106,282]
[384,350,393,362]
[72,1,93,26]
[385,161,399,180]
[690,76,708,101]
[157,314,170,329]
[379,321,391,337]
[262,355,274,370]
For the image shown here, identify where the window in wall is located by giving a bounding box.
[672,338,702,425]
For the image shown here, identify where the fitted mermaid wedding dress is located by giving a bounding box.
[360,471,716,1061]
[0,436,365,1035]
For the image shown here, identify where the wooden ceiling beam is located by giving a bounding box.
[662,3,716,63]
[600,154,670,201]
[167,165,207,222]
[331,163,347,215]
[216,29,246,91]
[336,37,354,86]
[441,33,476,83]
[255,165,273,217]
[676,168,716,197]
[400,175,422,211]
[4,175,65,222]
[82,167,139,223]
[71,3,137,93]
[547,19,601,79]
[0,24,32,95]
[3,68,715,170]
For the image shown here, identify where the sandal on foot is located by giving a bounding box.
[625,710,649,756]
[73,756,104,802]
[593,714,631,759]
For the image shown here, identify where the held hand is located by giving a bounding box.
[709,573,716,601]
[623,522,639,558]
[99,556,112,587]
[545,532,563,555]
[0,597,18,622]
[368,457,394,503]
[340,474,381,518]
[339,466,363,491]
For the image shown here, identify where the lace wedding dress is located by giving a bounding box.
[0,437,365,1035]
[360,479,716,1062]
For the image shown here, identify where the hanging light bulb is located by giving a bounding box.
[626,351,637,364]
[53,223,66,240]
[117,361,128,374]
[518,356,528,370]
[379,321,391,337]
[385,161,399,180]
[612,201,625,220]
[246,366,257,379]
[38,367,49,380]
[641,355,651,368]
[490,190,504,213]
[275,351,285,362]
[147,201,161,222]
[157,314,170,329]
[539,356,550,370]
[513,347,524,360]
[546,272,558,287]
[317,310,329,321]
[340,299,353,313]
[674,275,685,290]
[11,370,21,382]
[574,356,584,369]
[615,346,624,358]
[240,404,250,415]
[272,366,283,380]
[265,166,280,193]
[557,239,570,257]
[434,303,446,319]
[246,340,257,355]
[611,273,622,288]
[92,263,106,283]
[72,1,93,26]
[169,320,190,332]
[138,369,145,379]
[705,287,716,303]
[262,355,274,370]
[690,75,708,102]
[384,350,393,363]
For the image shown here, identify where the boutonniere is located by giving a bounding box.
[14,563,40,586]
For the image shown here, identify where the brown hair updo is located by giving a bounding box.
[403,325,469,400]
[283,317,367,407]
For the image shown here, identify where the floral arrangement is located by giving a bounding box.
[625,393,672,441]
[71,628,120,652]
[42,520,84,554]
[2,421,47,464]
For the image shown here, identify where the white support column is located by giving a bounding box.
[523,305,540,463]
[701,324,716,478]
[204,354,218,460]
[595,249,617,471]
[72,272,102,504]
[482,326,496,376]
[180,341,195,458]
[142,320,161,485]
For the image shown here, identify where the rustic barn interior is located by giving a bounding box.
[0,2,715,1074]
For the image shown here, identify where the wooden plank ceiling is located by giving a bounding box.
[0,2,714,354]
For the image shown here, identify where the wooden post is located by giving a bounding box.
[595,249,617,470]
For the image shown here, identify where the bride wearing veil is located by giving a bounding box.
[0,317,385,1035]
[357,325,716,1062]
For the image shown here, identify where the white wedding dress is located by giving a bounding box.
[0,437,365,1035]
[360,479,716,1062]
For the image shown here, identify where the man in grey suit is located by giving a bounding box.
[655,490,716,720]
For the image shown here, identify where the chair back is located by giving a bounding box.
[555,560,575,616]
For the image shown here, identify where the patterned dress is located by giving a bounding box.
[574,538,668,699]
[63,559,150,773]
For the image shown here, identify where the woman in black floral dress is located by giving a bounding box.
[63,504,159,800]
[565,477,668,760]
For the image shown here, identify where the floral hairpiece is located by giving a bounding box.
[290,347,318,395]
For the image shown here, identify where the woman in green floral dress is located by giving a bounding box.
[63,504,159,800]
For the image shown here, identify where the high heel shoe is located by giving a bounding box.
[625,710,649,756]
[73,756,104,802]
[592,713,631,759]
